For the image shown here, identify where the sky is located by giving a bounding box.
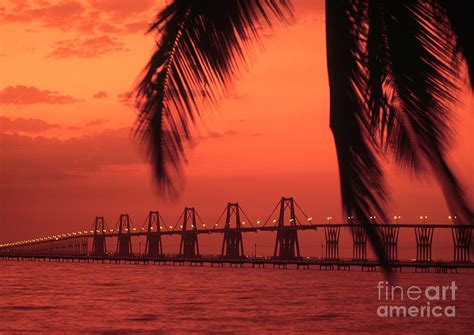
[0,0,472,257]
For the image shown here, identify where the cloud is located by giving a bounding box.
[85,119,108,127]
[196,130,264,141]
[117,91,134,107]
[0,116,60,133]
[0,128,142,183]
[195,130,241,142]
[90,0,156,19]
[48,35,126,58]
[0,85,80,105]
[0,0,161,35]
[124,20,150,33]
[93,91,108,99]
[205,130,240,139]
[0,1,86,29]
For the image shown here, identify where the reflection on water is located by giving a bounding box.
[0,261,473,333]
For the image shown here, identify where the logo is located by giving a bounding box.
[376,281,457,318]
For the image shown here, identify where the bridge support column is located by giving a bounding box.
[145,211,163,257]
[81,237,88,255]
[221,203,244,258]
[179,208,200,258]
[351,226,367,260]
[379,226,399,261]
[92,216,107,256]
[415,227,434,262]
[60,240,67,255]
[274,197,301,259]
[73,238,81,255]
[325,226,340,260]
[116,214,133,257]
[452,227,472,262]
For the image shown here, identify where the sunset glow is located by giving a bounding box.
[0,0,472,250]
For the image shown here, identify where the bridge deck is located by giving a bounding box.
[2,254,473,273]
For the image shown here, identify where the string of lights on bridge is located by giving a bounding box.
[0,212,460,249]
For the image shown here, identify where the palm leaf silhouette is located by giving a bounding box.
[133,0,291,195]
[134,0,473,267]
[328,0,473,268]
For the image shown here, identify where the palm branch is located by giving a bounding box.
[327,0,473,267]
[133,0,291,195]
[134,0,473,268]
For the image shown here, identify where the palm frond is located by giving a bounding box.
[379,0,472,223]
[326,0,390,269]
[438,0,474,89]
[133,0,292,195]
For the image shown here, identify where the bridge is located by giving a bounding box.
[1,197,472,272]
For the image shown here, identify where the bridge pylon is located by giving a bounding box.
[221,203,245,259]
[92,216,107,256]
[378,226,399,261]
[325,226,340,260]
[145,211,163,257]
[415,227,434,262]
[116,214,133,257]
[351,225,367,261]
[452,227,472,262]
[273,197,301,259]
[179,208,200,258]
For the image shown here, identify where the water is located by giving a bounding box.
[0,261,473,333]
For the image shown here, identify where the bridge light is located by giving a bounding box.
[133,228,137,231]
[180,225,183,229]
[169,226,173,229]
[257,220,260,224]
[125,229,129,232]
[448,215,452,220]
[242,222,245,225]
[307,217,312,221]
[109,229,113,232]
[202,224,206,227]
[160,226,164,229]
[150,227,154,230]
[215,224,218,227]
[272,219,277,223]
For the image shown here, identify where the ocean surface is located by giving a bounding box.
[0,260,473,334]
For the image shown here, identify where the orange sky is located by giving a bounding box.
[0,0,472,257]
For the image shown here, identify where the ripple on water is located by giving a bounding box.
[128,314,159,322]
[1,261,474,333]
[0,305,57,311]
